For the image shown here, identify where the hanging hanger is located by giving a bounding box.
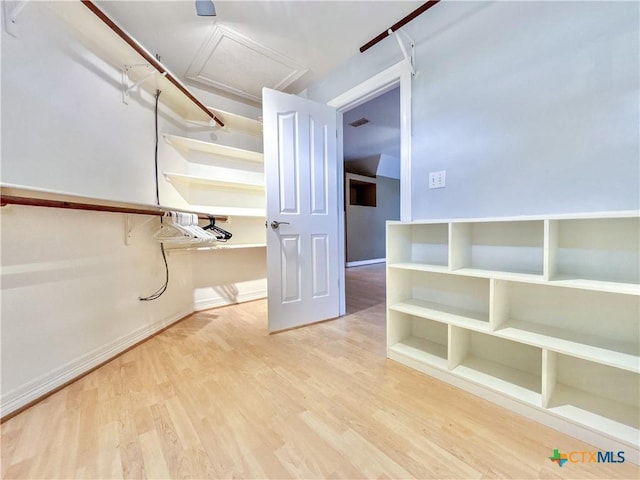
[153,211,219,244]
[203,215,232,242]
[153,212,195,244]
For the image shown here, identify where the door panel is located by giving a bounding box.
[277,111,299,214]
[263,88,339,332]
[310,119,328,215]
[311,234,330,298]
[280,235,301,303]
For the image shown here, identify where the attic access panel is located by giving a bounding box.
[186,25,308,102]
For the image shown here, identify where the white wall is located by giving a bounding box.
[1,2,266,416]
[1,3,160,203]
[308,1,640,219]
[0,207,194,414]
[191,247,267,311]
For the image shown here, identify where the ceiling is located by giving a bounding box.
[343,86,400,162]
[96,0,424,104]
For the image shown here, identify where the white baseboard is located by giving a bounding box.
[346,258,386,268]
[193,289,267,311]
[2,288,269,417]
[0,307,193,418]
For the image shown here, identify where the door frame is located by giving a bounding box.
[327,60,413,315]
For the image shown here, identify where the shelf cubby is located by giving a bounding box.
[547,216,640,287]
[387,313,448,371]
[450,327,542,405]
[450,220,544,276]
[492,281,639,372]
[387,269,490,330]
[387,222,449,267]
[544,353,640,446]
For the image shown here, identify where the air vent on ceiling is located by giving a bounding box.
[348,117,370,128]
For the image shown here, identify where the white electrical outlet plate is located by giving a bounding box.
[429,170,446,189]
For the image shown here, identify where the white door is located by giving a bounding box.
[263,88,340,332]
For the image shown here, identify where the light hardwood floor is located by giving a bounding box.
[1,264,638,479]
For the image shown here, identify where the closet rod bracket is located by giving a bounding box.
[121,64,167,105]
[124,214,156,245]
[389,28,416,77]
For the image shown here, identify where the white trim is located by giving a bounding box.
[193,289,267,311]
[328,60,413,316]
[346,258,386,268]
[0,285,268,416]
[327,60,412,220]
[186,24,308,103]
[328,60,412,218]
[1,307,193,417]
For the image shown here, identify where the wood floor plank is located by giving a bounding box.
[1,264,638,479]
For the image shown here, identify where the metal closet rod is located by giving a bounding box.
[0,194,228,222]
[80,0,225,128]
[360,0,441,53]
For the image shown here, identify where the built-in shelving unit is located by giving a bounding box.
[162,131,266,251]
[387,212,640,458]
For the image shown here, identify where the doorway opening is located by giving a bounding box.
[342,86,401,314]
[328,60,413,317]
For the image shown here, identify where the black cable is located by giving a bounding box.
[140,89,169,301]
[153,89,161,206]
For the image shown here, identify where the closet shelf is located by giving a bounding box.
[453,357,542,406]
[163,134,263,163]
[166,243,266,252]
[451,267,544,282]
[0,184,228,222]
[388,262,451,274]
[389,300,490,332]
[390,262,640,295]
[549,276,639,296]
[389,338,448,371]
[207,108,263,137]
[496,322,639,373]
[388,262,544,282]
[47,1,223,126]
[163,172,264,191]
[548,385,639,446]
[188,205,266,218]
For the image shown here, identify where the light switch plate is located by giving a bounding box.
[429,170,446,189]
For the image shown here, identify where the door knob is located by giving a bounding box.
[270,220,291,230]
